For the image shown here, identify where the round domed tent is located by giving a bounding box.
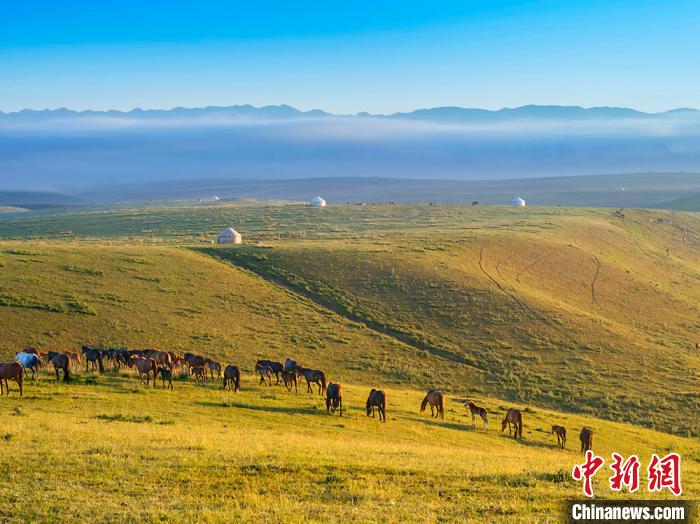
[511,196,526,207]
[308,196,327,207]
[217,227,242,244]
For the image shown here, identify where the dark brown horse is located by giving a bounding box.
[0,363,23,398]
[81,345,105,373]
[420,390,445,419]
[46,352,71,382]
[157,367,174,390]
[325,383,343,416]
[221,365,241,393]
[192,366,208,385]
[579,427,593,453]
[296,366,326,395]
[552,425,567,449]
[366,389,387,422]
[465,400,489,429]
[501,408,523,440]
[282,370,297,393]
[130,357,157,387]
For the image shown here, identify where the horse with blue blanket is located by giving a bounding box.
[15,352,40,380]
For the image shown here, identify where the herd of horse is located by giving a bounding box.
[1,347,595,452]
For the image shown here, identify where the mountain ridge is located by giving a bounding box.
[2,103,699,123]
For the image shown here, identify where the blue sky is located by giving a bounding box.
[2,0,699,113]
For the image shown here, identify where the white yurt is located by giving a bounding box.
[217,227,242,244]
[308,196,327,207]
[511,196,526,207]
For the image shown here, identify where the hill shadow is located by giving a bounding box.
[194,400,320,415]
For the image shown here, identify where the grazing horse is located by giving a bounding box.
[366,389,387,422]
[255,360,284,384]
[551,425,567,449]
[501,408,523,440]
[465,400,489,430]
[130,357,157,387]
[255,363,273,386]
[325,383,343,416]
[157,367,174,390]
[15,352,40,380]
[46,352,71,382]
[420,390,445,419]
[0,363,24,398]
[296,366,326,395]
[206,359,222,381]
[81,345,105,373]
[221,365,241,393]
[579,427,594,453]
[184,353,206,372]
[192,366,208,385]
[282,370,297,393]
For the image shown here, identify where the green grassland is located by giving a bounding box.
[1,374,698,522]
[0,202,698,521]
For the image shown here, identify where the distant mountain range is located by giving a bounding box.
[2,104,699,124]
[3,104,700,193]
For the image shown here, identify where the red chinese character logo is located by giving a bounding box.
[648,453,682,496]
[609,453,640,492]
[572,450,605,497]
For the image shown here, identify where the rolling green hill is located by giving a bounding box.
[0,202,698,520]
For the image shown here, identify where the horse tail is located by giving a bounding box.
[97,352,105,373]
[439,394,445,418]
[64,358,71,382]
[320,372,326,394]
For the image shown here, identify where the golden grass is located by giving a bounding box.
[0,373,697,522]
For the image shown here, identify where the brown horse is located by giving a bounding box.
[65,351,82,371]
[501,408,523,440]
[552,425,567,449]
[296,366,326,395]
[579,427,594,453]
[206,359,222,381]
[465,400,488,429]
[0,363,23,398]
[184,353,206,372]
[192,366,208,385]
[255,359,284,384]
[221,365,241,393]
[282,370,297,393]
[131,357,157,387]
[46,352,71,382]
[255,363,273,386]
[420,390,445,419]
[325,383,343,416]
[366,389,387,422]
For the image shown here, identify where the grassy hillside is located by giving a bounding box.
[199,208,700,436]
[0,243,460,388]
[0,202,698,520]
[1,374,697,522]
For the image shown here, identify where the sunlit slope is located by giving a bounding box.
[203,209,700,436]
[0,243,471,387]
[0,376,697,522]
